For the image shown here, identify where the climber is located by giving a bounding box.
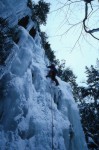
[46,64,59,86]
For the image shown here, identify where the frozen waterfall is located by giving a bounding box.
[0,0,88,149]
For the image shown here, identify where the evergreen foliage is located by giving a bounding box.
[44,42,55,62]
[27,0,33,8]
[56,59,66,78]
[28,0,50,25]
[79,102,99,149]
[80,65,99,106]
[78,63,99,150]
[40,32,56,62]
[62,67,79,100]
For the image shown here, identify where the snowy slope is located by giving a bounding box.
[0,0,88,150]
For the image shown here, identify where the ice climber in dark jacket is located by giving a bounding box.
[46,64,59,86]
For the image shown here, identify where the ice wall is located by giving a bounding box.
[0,0,88,149]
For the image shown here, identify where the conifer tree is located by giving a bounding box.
[85,65,99,106]
[40,32,56,62]
[78,63,99,149]
[31,0,50,25]
[79,102,99,149]
[62,67,79,100]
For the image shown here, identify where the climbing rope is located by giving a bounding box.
[49,82,61,150]
[50,84,62,150]
[50,85,54,150]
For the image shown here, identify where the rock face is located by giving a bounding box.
[0,0,88,149]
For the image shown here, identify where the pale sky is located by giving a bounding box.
[41,0,99,84]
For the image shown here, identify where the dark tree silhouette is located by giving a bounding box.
[28,0,50,25]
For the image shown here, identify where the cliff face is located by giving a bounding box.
[0,0,88,149]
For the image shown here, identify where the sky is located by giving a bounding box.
[40,0,99,84]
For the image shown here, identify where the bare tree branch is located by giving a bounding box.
[83,2,99,40]
[49,0,81,14]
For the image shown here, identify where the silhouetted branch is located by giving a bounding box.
[83,2,99,40]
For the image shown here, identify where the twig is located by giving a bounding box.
[83,2,99,40]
